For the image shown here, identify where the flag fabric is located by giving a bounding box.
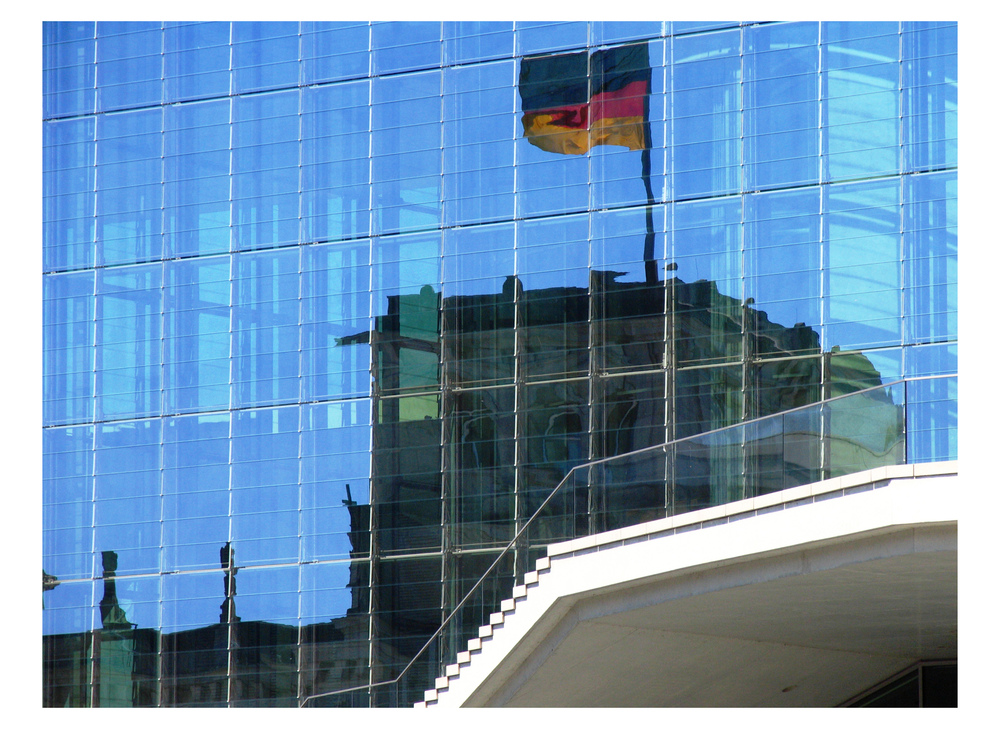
[519,43,651,155]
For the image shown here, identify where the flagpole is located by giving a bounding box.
[642,87,656,285]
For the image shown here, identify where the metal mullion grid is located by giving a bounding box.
[584,29,597,527]
[434,52,454,681]
[816,26,828,481]
[739,25,753,497]
[663,34,676,516]
[151,72,168,706]
[85,77,100,703]
[509,52,526,582]
[897,22,908,457]
[586,206,599,535]
[223,22,236,708]
[295,63,307,693]
[362,22,378,704]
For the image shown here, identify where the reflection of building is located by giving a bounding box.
[42,21,956,707]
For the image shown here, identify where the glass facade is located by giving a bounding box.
[42,21,957,707]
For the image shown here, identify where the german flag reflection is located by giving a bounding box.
[519,43,651,155]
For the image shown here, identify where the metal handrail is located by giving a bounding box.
[299,373,955,707]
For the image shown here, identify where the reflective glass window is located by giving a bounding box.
[904,170,957,344]
[164,21,231,103]
[302,240,372,402]
[373,21,441,74]
[745,23,820,189]
[443,60,516,226]
[164,99,232,257]
[746,188,822,339]
[517,214,590,380]
[163,256,231,413]
[94,420,162,576]
[302,81,371,242]
[373,71,442,234]
[43,425,95,581]
[302,400,371,561]
[822,22,900,181]
[96,23,163,111]
[232,21,300,93]
[302,22,370,83]
[442,223,516,386]
[232,406,300,566]
[902,22,957,172]
[162,413,230,571]
[44,117,96,272]
[373,231,441,394]
[444,21,514,65]
[43,22,96,118]
[233,249,301,407]
[96,108,163,265]
[43,270,95,425]
[823,180,902,350]
[232,90,301,250]
[670,29,742,199]
[96,265,162,420]
[516,21,587,55]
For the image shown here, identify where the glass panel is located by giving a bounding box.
[231,406,301,566]
[164,256,231,413]
[302,240,372,401]
[96,265,162,420]
[746,23,820,189]
[902,22,957,172]
[162,413,230,571]
[373,231,441,394]
[164,21,231,103]
[373,21,441,74]
[232,21,300,94]
[443,60,516,226]
[515,21,587,55]
[302,400,372,561]
[373,71,442,234]
[517,214,590,380]
[96,108,163,265]
[164,98,231,257]
[746,188,822,339]
[442,222,516,387]
[232,249,300,407]
[232,90,301,250]
[44,117,96,272]
[302,81,371,242]
[43,22,97,118]
[96,23,163,111]
[372,393,442,554]
[822,22,900,181]
[302,21,370,84]
[43,425,95,581]
[94,420,162,576]
[444,21,514,65]
[823,179,902,350]
[904,170,957,344]
[43,271,95,425]
[671,29,741,199]
[444,386,516,549]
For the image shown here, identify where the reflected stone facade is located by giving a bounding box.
[42,21,956,707]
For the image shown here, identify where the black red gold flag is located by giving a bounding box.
[519,43,651,155]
